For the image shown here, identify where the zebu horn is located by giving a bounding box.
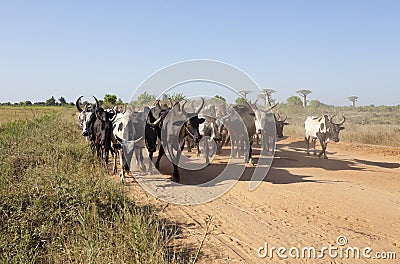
[181,100,188,116]
[75,96,83,112]
[330,114,337,124]
[93,96,99,108]
[196,97,205,114]
[333,115,346,125]
[266,102,278,112]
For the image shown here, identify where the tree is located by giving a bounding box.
[260,89,276,105]
[296,89,312,107]
[208,95,226,104]
[348,96,358,107]
[23,100,32,106]
[58,96,67,105]
[286,95,302,107]
[308,100,327,109]
[104,94,117,105]
[166,93,186,104]
[214,95,226,102]
[116,98,123,105]
[45,96,56,106]
[235,97,248,105]
[239,90,252,99]
[136,92,155,106]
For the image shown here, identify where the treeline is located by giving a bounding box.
[0,96,73,107]
[0,94,123,107]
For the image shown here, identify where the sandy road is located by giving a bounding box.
[111,137,400,263]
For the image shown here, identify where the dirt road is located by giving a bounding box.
[113,137,400,263]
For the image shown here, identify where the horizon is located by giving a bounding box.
[1,1,399,106]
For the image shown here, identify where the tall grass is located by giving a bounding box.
[274,104,400,147]
[0,111,191,263]
[0,106,63,123]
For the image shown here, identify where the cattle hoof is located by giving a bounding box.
[323,156,328,159]
[172,174,180,182]
[171,177,180,183]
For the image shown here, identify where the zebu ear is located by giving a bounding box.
[199,118,205,124]
[284,122,289,125]
[340,127,345,130]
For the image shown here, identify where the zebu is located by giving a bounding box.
[305,114,345,159]
[155,99,205,182]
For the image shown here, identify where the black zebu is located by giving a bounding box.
[91,97,117,163]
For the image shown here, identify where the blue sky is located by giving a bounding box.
[0,0,399,105]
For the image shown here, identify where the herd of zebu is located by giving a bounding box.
[76,96,345,183]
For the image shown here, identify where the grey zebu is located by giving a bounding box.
[155,99,205,182]
[305,114,345,159]
[254,110,288,148]
[254,109,277,153]
[222,103,278,163]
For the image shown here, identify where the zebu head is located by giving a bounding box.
[96,108,117,149]
[274,114,289,138]
[181,98,205,143]
[199,117,222,142]
[76,96,97,137]
[328,114,346,142]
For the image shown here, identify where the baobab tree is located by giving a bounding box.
[296,89,312,107]
[348,96,358,107]
[260,88,276,106]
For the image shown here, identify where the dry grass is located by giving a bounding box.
[0,106,65,123]
[0,108,192,263]
[275,104,400,147]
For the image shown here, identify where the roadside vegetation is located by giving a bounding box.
[0,108,191,263]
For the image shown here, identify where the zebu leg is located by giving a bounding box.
[305,136,311,156]
[189,137,193,152]
[196,142,200,157]
[155,145,165,170]
[113,148,118,174]
[317,137,328,159]
[171,143,185,182]
[148,151,154,174]
[137,148,146,172]
[312,138,317,156]
[119,148,126,184]
[204,139,210,165]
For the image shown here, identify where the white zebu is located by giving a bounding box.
[112,110,146,183]
[304,114,345,159]
[112,108,162,183]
